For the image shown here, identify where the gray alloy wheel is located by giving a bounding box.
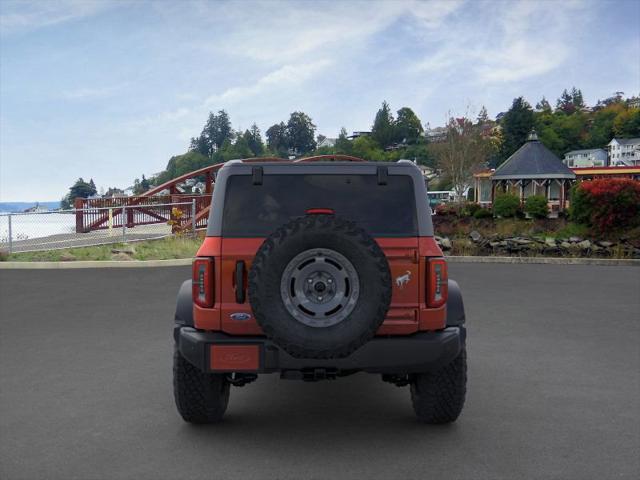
[280,248,360,328]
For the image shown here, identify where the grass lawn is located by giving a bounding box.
[2,235,202,262]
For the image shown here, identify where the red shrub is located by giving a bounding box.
[434,203,458,216]
[571,178,640,233]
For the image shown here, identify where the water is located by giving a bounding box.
[0,212,76,243]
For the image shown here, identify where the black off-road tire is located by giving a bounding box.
[410,345,467,424]
[173,346,230,424]
[248,214,391,359]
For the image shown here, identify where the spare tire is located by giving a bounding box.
[248,214,391,359]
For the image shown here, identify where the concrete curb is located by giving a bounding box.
[445,256,640,266]
[1,256,638,269]
[0,258,192,269]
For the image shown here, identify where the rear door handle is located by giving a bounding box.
[235,261,246,304]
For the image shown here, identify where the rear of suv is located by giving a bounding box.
[173,157,467,424]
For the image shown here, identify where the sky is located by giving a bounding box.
[0,0,639,202]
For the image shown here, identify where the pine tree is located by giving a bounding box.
[571,87,585,110]
[536,97,552,113]
[477,106,489,124]
[335,127,352,154]
[499,97,535,164]
[200,110,233,155]
[244,124,264,156]
[371,101,395,148]
[556,89,576,114]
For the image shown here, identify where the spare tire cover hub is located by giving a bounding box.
[280,248,360,328]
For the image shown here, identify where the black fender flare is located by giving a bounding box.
[175,279,193,327]
[446,279,465,326]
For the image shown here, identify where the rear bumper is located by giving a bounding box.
[175,326,465,375]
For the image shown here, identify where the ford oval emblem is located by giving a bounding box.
[230,312,251,321]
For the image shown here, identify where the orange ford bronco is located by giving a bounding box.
[173,158,466,423]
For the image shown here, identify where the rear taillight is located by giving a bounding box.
[427,257,448,308]
[192,257,214,308]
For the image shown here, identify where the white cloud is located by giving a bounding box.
[412,0,585,84]
[205,60,333,105]
[0,0,115,35]
[156,0,464,64]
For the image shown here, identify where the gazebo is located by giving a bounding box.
[474,131,576,216]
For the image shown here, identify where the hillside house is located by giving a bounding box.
[563,148,608,168]
[608,138,640,166]
[317,137,337,148]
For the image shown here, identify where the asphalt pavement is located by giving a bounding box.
[0,264,638,480]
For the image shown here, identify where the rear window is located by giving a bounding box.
[222,174,417,237]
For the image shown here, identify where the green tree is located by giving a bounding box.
[371,101,395,148]
[197,110,233,156]
[155,151,210,185]
[221,133,253,161]
[571,87,585,110]
[535,96,552,113]
[395,107,423,144]
[286,111,317,154]
[499,97,535,164]
[243,124,264,156]
[140,175,150,192]
[62,178,98,207]
[613,109,640,137]
[335,127,352,154]
[585,105,621,147]
[351,136,385,161]
[556,89,575,114]
[189,135,209,157]
[477,106,490,124]
[266,122,289,156]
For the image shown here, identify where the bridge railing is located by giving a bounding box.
[73,155,367,234]
[0,201,198,254]
[74,195,211,233]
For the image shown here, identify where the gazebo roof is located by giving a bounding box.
[492,131,576,180]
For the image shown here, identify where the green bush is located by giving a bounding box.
[461,202,481,217]
[493,193,521,218]
[524,195,549,219]
[473,208,493,219]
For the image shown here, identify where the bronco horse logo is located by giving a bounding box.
[395,270,412,289]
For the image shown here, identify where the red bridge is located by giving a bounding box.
[74,155,365,234]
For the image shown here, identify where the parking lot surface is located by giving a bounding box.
[1,264,638,479]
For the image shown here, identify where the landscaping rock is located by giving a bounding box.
[59,253,76,261]
[560,242,572,249]
[545,237,556,247]
[469,230,482,243]
[512,237,533,245]
[569,236,582,243]
[577,240,591,249]
[597,241,614,248]
[440,237,452,250]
